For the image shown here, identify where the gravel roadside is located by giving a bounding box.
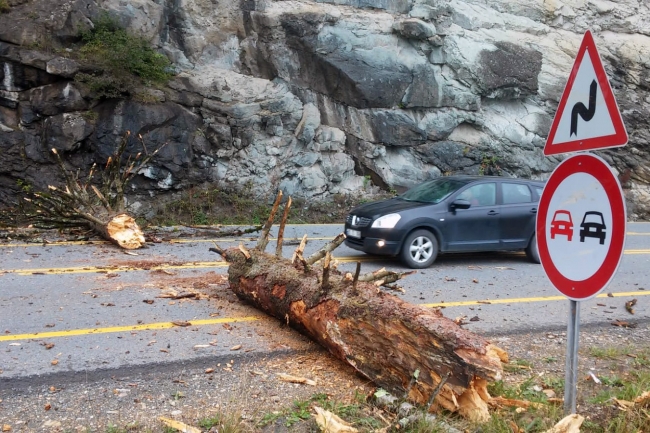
[2,322,650,432]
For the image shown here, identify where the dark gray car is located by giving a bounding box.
[344,176,545,268]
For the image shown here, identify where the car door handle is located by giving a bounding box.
[487,210,499,216]
[531,208,537,214]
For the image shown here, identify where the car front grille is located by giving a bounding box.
[346,215,372,227]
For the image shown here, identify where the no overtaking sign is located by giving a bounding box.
[536,153,626,300]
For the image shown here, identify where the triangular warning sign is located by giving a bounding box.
[544,30,628,156]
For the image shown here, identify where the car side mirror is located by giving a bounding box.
[450,199,471,210]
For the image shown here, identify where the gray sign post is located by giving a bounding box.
[564,300,580,414]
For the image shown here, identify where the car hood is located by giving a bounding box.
[349,198,433,218]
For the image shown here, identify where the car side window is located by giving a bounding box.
[535,187,543,200]
[503,183,532,204]
[457,183,496,206]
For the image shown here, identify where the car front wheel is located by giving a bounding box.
[526,234,540,264]
[400,229,438,269]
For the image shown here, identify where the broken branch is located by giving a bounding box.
[256,191,283,251]
[276,197,293,258]
[291,234,308,264]
[306,233,346,265]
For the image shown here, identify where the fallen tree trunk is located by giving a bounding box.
[210,192,507,422]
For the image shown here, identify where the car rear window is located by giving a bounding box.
[503,183,532,204]
[400,178,469,203]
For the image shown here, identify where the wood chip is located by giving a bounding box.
[158,292,202,300]
[611,319,637,328]
[171,321,192,327]
[313,406,357,433]
[614,398,635,410]
[159,417,201,433]
[277,373,316,386]
[230,344,242,351]
[542,389,556,399]
[626,299,637,314]
[488,396,541,409]
[541,414,583,433]
[634,391,650,406]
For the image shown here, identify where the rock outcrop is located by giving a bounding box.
[1,0,649,218]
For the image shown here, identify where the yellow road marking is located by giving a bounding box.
[4,261,228,276]
[0,316,261,342]
[170,237,336,244]
[3,248,650,275]
[2,290,649,342]
[0,257,381,275]
[0,240,111,247]
[0,236,338,248]
[422,290,650,308]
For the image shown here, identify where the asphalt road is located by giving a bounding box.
[1,223,649,387]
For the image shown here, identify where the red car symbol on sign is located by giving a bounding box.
[550,210,574,241]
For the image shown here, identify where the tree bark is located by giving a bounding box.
[214,241,506,422]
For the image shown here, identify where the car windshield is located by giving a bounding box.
[400,178,470,203]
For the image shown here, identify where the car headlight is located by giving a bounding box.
[372,213,401,229]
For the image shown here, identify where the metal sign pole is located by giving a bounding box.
[564,299,580,414]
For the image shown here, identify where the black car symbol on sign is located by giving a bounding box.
[579,211,606,245]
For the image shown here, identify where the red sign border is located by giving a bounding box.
[544,30,628,156]
[537,153,626,300]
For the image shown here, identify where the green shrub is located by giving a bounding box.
[76,13,172,98]
[75,72,126,99]
[0,0,10,13]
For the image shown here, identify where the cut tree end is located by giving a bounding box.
[107,213,145,249]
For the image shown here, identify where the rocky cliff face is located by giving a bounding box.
[1,0,649,218]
